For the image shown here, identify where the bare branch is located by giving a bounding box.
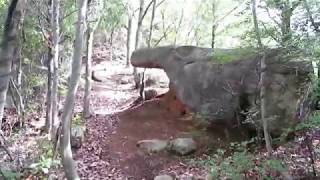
[262,6,282,28]
[261,21,280,43]
[37,16,51,47]
[215,3,240,25]
[156,0,166,8]
[303,0,320,32]
[0,132,13,161]
[139,0,154,23]
[62,9,78,20]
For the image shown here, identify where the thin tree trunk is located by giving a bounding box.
[60,0,88,179]
[46,0,54,134]
[174,8,183,45]
[251,0,272,157]
[16,49,22,90]
[51,0,60,138]
[148,0,156,47]
[16,47,23,120]
[0,0,27,129]
[84,32,93,118]
[211,24,216,49]
[83,24,97,118]
[126,15,132,67]
[133,0,145,76]
[138,0,157,101]
[84,0,102,117]
[12,29,23,121]
[46,50,53,133]
[110,28,114,61]
[211,1,216,49]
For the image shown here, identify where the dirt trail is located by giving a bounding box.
[74,57,252,180]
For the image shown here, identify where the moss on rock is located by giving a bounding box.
[211,48,257,64]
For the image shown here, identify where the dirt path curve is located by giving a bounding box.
[73,59,212,180]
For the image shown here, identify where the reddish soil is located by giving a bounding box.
[107,99,195,179]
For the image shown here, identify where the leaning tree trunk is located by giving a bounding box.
[251,0,272,157]
[51,0,60,138]
[0,0,27,129]
[60,0,88,179]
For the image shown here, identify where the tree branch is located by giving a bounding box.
[262,6,281,28]
[156,0,166,8]
[303,0,320,32]
[139,0,154,23]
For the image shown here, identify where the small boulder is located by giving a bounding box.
[154,174,174,180]
[168,138,197,155]
[71,125,86,149]
[137,139,168,153]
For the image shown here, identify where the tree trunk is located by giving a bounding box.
[133,0,145,77]
[211,1,216,49]
[0,0,27,129]
[110,28,114,61]
[173,8,183,45]
[12,27,24,121]
[148,0,156,48]
[46,49,53,133]
[251,0,272,157]
[51,0,60,138]
[60,0,88,179]
[211,24,216,49]
[280,8,292,45]
[84,31,93,118]
[83,14,99,118]
[126,15,132,67]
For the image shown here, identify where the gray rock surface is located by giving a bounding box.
[168,138,197,155]
[71,125,86,149]
[137,139,168,153]
[131,46,312,133]
[154,174,174,180]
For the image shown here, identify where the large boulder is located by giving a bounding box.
[131,46,312,134]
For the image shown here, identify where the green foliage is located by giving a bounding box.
[211,48,257,64]
[0,170,20,180]
[100,0,126,31]
[73,113,85,126]
[196,140,289,179]
[23,72,46,110]
[296,112,320,131]
[29,139,60,176]
[29,155,60,175]
[262,158,287,173]
[0,0,8,41]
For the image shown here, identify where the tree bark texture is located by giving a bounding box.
[251,0,272,157]
[0,0,27,129]
[60,0,88,179]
